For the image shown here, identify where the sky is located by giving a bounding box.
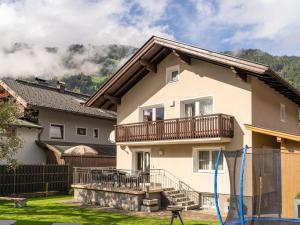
[1,0,300,77]
[1,0,300,55]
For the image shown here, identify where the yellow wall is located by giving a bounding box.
[117,53,253,148]
[281,140,300,218]
[252,77,300,134]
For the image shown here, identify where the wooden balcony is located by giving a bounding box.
[115,114,234,143]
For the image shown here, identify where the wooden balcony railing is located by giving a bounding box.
[115,114,234,142]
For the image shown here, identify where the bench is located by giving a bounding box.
[0,197,27,208]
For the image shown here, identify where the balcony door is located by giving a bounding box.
[136,151,150,173]
[181,97,214,138]
[182,96,213,117]
[142,106,164,139]
[142,107,164,122]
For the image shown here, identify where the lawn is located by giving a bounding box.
[0,195,218,225]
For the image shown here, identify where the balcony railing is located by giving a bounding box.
[115,113,234,142]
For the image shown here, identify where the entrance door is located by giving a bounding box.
[136,151,150,173]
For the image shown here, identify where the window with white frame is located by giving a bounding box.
[202,194,215,208]
[166,65,180,83]
[193,148,223,172]
[141,106,164,122]
[280,103,286,122]
[182,96,213,117]
[50,124,64,139]
[77,127,87,136]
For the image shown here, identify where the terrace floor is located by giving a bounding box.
[0,195,219,225]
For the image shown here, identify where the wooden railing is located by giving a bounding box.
[115,113,234,142]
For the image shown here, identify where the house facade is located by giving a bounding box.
[0,79,116,165]
[86,37,300,212]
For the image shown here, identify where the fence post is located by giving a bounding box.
[67,165,70,190]
[43,164,45,195]
[13,168,16,195]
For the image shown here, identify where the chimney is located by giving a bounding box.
[57,81,66,92]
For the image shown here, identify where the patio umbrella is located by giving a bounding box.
[64,145,98,156]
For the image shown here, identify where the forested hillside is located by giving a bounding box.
[20,46,300,95]
[224,49,300,90]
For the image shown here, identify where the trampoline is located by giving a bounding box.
[214,146,300,225]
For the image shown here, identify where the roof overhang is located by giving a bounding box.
[86,36,300,111]
[245,124,300,142]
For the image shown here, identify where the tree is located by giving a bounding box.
[0,101,22,165]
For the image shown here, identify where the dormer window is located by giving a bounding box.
[166,65,180,83]
[171,70,179,82]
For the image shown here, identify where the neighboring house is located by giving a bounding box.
[86,36,300,213]
[0,78,116,166]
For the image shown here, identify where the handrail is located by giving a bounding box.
[116,113,233,127]
[115,113,234,142]
[73,167,200,206]
[150,169,200,206]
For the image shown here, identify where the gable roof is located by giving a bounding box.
[0,79,116,120]
[86,36,300,111]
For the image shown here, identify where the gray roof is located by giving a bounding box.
[0,79,116,120]
[12,119,42,129]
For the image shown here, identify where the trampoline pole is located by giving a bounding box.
[214,149,224,225]
[258,175,262,216]
[239,145,248,225]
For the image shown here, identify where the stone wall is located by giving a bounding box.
[73,186,161,211]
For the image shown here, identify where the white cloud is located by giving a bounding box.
[0,0,174,77]
[0,0,173,47]
[192,0,300,43]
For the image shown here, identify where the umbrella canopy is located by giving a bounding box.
[64,145,98,156]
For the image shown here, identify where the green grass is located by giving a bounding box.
[0,195,218,225]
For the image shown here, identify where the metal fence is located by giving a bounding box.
[73,167,158,191]
[73,167,200,205]
[0,164,70,195]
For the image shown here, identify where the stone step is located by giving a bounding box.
[175,197,190,202]
[177,200,195,207]
[185,204,199,210]
[169,193,185,198]
[164,190,180,195]
[163,188,175,191]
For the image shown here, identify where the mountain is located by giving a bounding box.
[223,49,300,91]
[2,43,137,95]
[7,45,300,96]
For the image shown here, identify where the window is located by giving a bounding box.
[50,124,64,139]
[142,106,164,122]
[280,103,286,122]
[182,96,213,117]
[166,65,180,83]
[171,70,179,82]
[202,195,215,208]
[193,148,224,172]
[77,127,87,136]
[93,128,99,138]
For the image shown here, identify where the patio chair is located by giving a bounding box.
[0,220,16,225]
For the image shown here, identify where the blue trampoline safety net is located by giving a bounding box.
[214,147,300,225]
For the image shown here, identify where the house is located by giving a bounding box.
[84,36,300,213]
[0,78,116,166]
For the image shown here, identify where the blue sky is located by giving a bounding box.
[1,0,300,55]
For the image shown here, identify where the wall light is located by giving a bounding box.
[159,149,165,156]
